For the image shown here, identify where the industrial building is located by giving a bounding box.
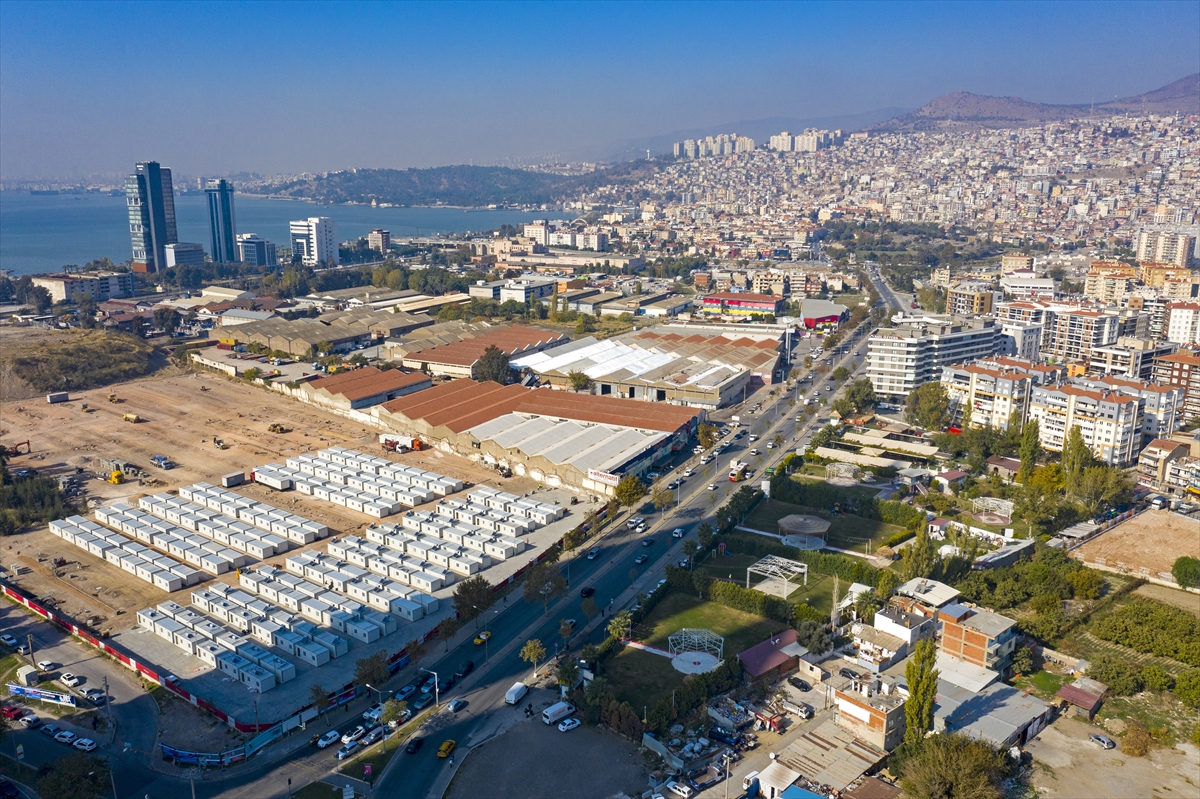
[32,272,136,303]
[220,310,432,356]
[297,367,431,411]
[374,379,702,495]
[700,292,786,318]
[398,326,569,378]
[799,298,850,329]
[512,328,784,408]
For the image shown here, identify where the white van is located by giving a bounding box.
[504,682,528,705]
[541,701,575,725]
[742,771,761,793]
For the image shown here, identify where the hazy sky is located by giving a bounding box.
[2,1,1197,180]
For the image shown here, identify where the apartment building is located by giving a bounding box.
[1001,254,1035,272]
[289,217,338,267]
[999,321,1042,361]
[1028,383,1142,466]
[946,282,995,316]
[1126,294,1170,339]
[867,316,1000,401]
[1088,337,1177,381]
[1152,350,1200,419]
[31,272,135,303]
[367,229,390,254]
[1083,262,1138,304]
[1077,375,1183,445]
[750,272,789,296]
[1165,302,1200,345]
[1138,439,1189,490]
[1041,308,1120,364]
[999,274,1056,300]
[1136,230,1196,268]
[1140,262,1194,286]
[939,606,1020,676]
[940,363,1033,429]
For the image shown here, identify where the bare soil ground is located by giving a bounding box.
[1134,583,1200,617]
[1074,510,1200,578]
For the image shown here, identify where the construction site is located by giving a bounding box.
[1,368,590,720]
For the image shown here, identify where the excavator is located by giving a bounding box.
[107,393,122,404]
[268,423,289,434]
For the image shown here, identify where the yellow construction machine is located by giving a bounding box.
[107,393,122,403]
[107,470,125,484]
[268,423,289,434]
[122,413,141,423]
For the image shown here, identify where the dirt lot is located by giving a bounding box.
[1135,583,1200,617]
[1,368,544,633]
[1026,715,1200,799]
[1074,510,1199,578]
[446,714,649,799]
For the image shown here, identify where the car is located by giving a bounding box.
[693,446,704,454]
[0,634,16,647]
[683,469,694,477]
[750,448,760,456]
[412,693,434,711]
[455,660,475,679]
[564,618,577,630]
[363,703,384,722]
[405,736,425,754]
[0,779,18,799]
[700,456,713,464]
[0,706,22,720]
[363,727,384,746]
[19,714,39,728]
[677,559,690,568]
[579,585,595,598]
[317,730,341,748]
[442,676,457,692]
[667,481,678,489]
[15,644,29,655]
[671,527,685,538]
[839,668,860,680]
[73,738,98,752]
[60,673,82,688]
[641,538,654,547]
[448,699,468,713]
[336,741,360,760]
[557,717,581,732]
[420,680,436,695]
[635,524,647,534]
[666,780,695,798]
[41,724,61,738]
[626,518,644,529]
[36,660,55,671]
[765,442,775,449]
[341,725,366,745]
[708,483,718,491]
[748,433,758,441]
[788,677,812,692]
[437,739,456,758]
[1090,733,1116,750]
[634,554,648,565]
[54,730,78,745]
[472,632,491,647]
[387,709,413,728]
[825,385,832,391]
[586,548,600,560]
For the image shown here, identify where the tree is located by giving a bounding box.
[1011,645,1034,675]
[803,355,813,369]
[681,539,701,569]
[354,650,391,688]
[475,344,515,384]
[1067,568,1103,600]
[1174,669,1200,707]
[1071,465,1132,517]
[581,596,600,622]
[1123,723,1153,757]
[832,397,855,417]
[904,638,939,746]
[1172,556,1200,589]
[696,521,714,549]
[567,370,593,392]
[1018,418,1040,483]
[845,378,876,412]
[854,590,882,620]
[404,637,425,667]
[1062,425,1092,486]
[452,574,495,626]
[28,285,52,314]
[438,616,462,651]
[310,683,331,725]
[37,752,111,799]
[794,620,832,655]
[614,475,647,507]
[832,366,850,382]
[608,610,633,640]
[557,657,579,689]
[875,568,899,599]
[152,306,182,333]
[905,383,949,431]
[381,697,408,727]
[899,733,1006,799]
[559,618,576,646]
[697,422,718,449]
[900,529,937,581]
[651,485,673,511]
[523,560,568,614]
[520,638,547,677]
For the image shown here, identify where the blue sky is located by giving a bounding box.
[1,1,1197,179]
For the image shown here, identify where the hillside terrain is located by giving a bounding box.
[873,73,1199,132]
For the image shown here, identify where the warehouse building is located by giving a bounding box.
[799,298,850,329]
[297,367,432,411]
[226,310,432,356]
[374,379,702,495]
[398,326,569,378]
[701,292,785,318]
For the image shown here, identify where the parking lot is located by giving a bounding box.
[1024,715,1200,799]
[446,708,648,799]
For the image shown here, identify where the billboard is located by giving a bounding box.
[7,684,77,707]
[587,469,620,487]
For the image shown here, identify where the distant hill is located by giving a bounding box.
[258,163,655,208]
[872,73,1199,132]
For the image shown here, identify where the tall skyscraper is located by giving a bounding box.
[205,179,238,264]
[289,217,339,266]
[125,161,178,273]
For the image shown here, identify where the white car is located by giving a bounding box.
[317,730,341,748]
[766,442,775,449]
[666,780,695,798]
[54,730,78,745]
[557,718,581,732]
[336,741,360,760]
[700,456,713,464]
[750,448,760,456]
[635,524,647,534]
[341,725,366,745]
[671,528,684,538]
[36,660,55,671]
[708,483,718,491]
[363,703,384,722]
[0,634,17,647]
[73,738,98,752]
[683,469,694,477]
[61,673,82,687]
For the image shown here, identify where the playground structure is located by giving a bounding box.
[972,496,1013,526]
[668,628,725,675]
[746,554,808,599]
[825,462,861,485]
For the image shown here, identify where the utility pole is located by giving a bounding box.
[103,676,113,727]
[26,634,35,667]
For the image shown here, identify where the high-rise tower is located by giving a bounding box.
[205,178,238,264]
[125,161,178,273]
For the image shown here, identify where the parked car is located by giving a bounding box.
[405,736,424,754]
[557,718,581,732]
[412,693,434,711]
[839,668,860,680]
[41,724,61,738]
[317,730,341,748]
[634,554,648,564]
[455,661,475,679]
[666,780,695,798]
[787,677,812,692]
[341,726,366,745]
[0,634,16,647]
[437,739,456,758]
[1090,733,1116,750]
[0,707,22,720]
[448,699,468,713]
[19,714,40,728]
[36,660,55,671]
[54,730,78,745]
[0,779,19,799]
[363,703,384,722]
[335,741,360,761]
[362,727,384,746]
[73,738,98,752]
[60,673,82,688]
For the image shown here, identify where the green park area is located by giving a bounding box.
[743,497,903,552]
[607,593,785,711]
[694,552,837,616]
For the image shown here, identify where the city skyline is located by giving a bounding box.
[1,1,1198,181]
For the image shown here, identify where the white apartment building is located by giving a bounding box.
[867,316,1000,401]
[1088,337,1176,381]
[999,321,1042,361]
[523,222,549,246]
[1000,273,1056,300]
[578,232,608,251]
[940,363,1033,429]
[1028,384,1142,466]
[31,272,135,303]
[1136,230,1196,268]
[289,217,338,267]
[367,228,390,254]
[1165,302,1200,345]
[1077,375,1184,446]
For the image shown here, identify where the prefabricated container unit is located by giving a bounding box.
[216,652,250,678]
[274,630,303,656]
[361,609,398,635]
[328,610,355,633]
[174,629,202,656]
[252,620,281,646]
[259,654,296,683]
[194,620,226,641]
[195,641,224,668]
[343,619,381,644]
[239,643,271,666]
[220,472,246,488]
[293,640,331,667]
[154,617,184,642]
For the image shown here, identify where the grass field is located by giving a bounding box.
[695,553,835,615]
[605,647,687,713]
[741,498,902,552]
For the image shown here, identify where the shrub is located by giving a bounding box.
[1088,656,1144,696]
[1123,723,1153,757]
[1173,669,1200,708]
[1142,665,1175,692]
[884,529,916,548]
[1172,556,1200,589]
[6,331,157,392]
[1091,598,1200,667]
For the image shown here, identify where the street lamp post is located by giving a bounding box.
[420,668,440,708]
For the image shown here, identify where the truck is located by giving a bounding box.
[150,455,176,470]
[541,701,575,725]
[122,413,141,423]
[504,682,528,705]
[728,460,747,482]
